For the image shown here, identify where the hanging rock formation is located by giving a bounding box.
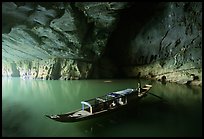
[2,2,129,80]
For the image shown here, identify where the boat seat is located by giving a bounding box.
[144,85,152,87]
[96,97,106,102]
[72,110,92,117]
[142,87,149,90]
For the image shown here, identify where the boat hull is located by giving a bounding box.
[45,84,152,123]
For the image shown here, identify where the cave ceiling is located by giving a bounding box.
[2,2,131,63]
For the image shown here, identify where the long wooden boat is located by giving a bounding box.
[45,84,152,123]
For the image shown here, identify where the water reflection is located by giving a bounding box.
[2,78,202,137]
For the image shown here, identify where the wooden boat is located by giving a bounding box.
[45,84,152,123]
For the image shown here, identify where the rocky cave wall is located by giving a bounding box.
[97,2,202,85]
[2,2,202,86]
[2,58,91,80]
[2,2,130,80]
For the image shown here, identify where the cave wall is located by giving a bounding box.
[100,2,202,85]
[2,2,130,80]
[127,2,202,85]
[2,2,202,86]
[2,58,92,80]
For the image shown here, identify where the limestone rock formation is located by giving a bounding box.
[102,2,202,85]
[2,2,129,80]
[2,2,202,86]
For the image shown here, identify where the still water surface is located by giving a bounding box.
[2,77,202,137]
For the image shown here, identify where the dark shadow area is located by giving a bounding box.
[90,2,161,79]
[50,58,61,80]
[11,62,20,77]
[104,2,160,65]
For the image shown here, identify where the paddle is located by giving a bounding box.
[148,92,165,101]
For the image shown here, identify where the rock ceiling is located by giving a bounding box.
[2,2,130,63]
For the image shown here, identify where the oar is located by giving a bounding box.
[148,92,165,100]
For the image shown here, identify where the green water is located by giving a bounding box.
[2,77,202,137]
